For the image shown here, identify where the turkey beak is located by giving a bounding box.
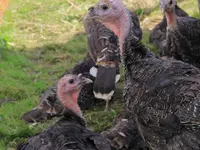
[77,74,92,88]
[84,5,100,21]
[88,6,94,11]
[161,4,168,13]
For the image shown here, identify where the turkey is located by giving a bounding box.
[21,57,96,123]
[17,74,112,150]
[149,3,188,50]
[83,15,121,111]
[159,0,200,68]
[87,0,200,149]
[84,11,142,111]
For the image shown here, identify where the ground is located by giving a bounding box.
[0,0,199,149]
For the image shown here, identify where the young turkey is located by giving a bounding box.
[159,0,200,68]
[149,4,188,50]
[17,74,112,150]
[21,57,96,123]
[84,10,141,111]
[87,0,200,149]
[83,16,121,111]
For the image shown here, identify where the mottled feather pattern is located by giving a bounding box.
[160,10,200,68]
[18,117,111,150]
[21,57,96,123]
[161,18,200,68]
[102,112,148,150]
[149,5,189,49]
[116,9,200,149]
[125,45,200,149]
[85,18,120,63]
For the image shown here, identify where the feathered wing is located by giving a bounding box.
[17,117,111,150]
[21,56,96,123]
[85,10,142,101]
[177,16,200,56]
[85,18,121,101]
[126,57,200,150]
[21,84,63,123]
[93,66,116,100]
[102,112,148,150]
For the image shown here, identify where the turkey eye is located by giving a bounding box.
[102,4,108,10]
[69,79,74,84]
[169,0,172,5]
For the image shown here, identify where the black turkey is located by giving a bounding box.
[83,16,121,111]
[84,10,142,111]
[159,0,200,68]
[17,74,111,150]
[21,57,96,123]
[88,0,200,149]
[149,3,188,50]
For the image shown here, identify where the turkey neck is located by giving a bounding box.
[119,11,152,80]
[165,9,177,28]
[62,108,86,127]
[59,93,83,119]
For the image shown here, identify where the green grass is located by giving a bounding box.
[0,0,199,149]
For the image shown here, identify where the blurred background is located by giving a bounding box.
[0,0,199,149]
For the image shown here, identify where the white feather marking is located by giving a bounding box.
[118,132,126,137]
[193,105,197,117]
[101,47,108,53]
[28,123,37,128]
[115,74,120,83]
[89,66,97,77]
[122,119,128,122]
[97,55,106,62]
[93,90,114,100]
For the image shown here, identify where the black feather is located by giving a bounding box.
[17,113,111,150]
[94,66,116,96]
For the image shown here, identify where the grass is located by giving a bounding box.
[0,0,199,149]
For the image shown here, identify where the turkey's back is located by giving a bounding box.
[124,54,200,149]
[18,117,111,150]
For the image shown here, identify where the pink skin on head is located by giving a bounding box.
[160,0,177,28]
[71,90,80,103]
[57,75,83,118]
[94,0,130,55]
[165,11,177,28]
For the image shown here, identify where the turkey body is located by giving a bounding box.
[84,17,121,105]
[18,113,111,150]
[123,31,200,149]
[89,5,200,149]
[160,15,200,68]
[149,5,188,50]
[84,10,142,110]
